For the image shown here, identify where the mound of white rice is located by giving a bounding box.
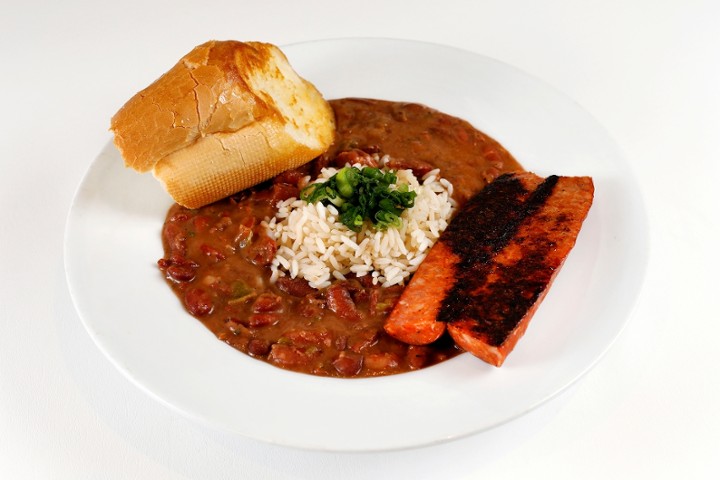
[263,160,456,289]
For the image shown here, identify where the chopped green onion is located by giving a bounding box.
[227,281,256,304]
[300,166,417,232]
[231,281,252,298]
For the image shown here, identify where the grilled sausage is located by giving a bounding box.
[384,172,594,366]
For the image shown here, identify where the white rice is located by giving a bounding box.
[263,158,457,289]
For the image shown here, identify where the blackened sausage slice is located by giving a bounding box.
[384,172,594,366]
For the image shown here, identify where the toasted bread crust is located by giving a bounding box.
[110,41,335,207]
[151,119,325,209]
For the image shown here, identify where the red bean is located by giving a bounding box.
[162,223,186,256]
[368,288,379,316]
[184,287,213,316]
[385,157,435,178]
[332,351,363,376]
[247,339,271,357]
[355,274,375,288]
[270,183,299,204]
[247,313,280,328]
[276,277,315,297]
[348,329,378,353]
[326,284,361,321]
[251,293,284,313]
[268,344,313,368]
[166,264,196,282]
[334,335,348,351]
[273,167,308,186]
[158,256,198,283]
[255,183,299,205]
[248,234,277,267]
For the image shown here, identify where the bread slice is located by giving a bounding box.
[110,40,335,208]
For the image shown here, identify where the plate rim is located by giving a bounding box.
[64,37,649,452]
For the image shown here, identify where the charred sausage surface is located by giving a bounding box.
[385,172,594,366]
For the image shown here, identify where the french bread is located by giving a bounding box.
[110,40,335,208]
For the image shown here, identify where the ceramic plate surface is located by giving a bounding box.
[65,38,648,451]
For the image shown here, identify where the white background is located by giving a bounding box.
[2,0,718,478]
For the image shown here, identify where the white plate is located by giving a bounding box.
[65,38,648,452]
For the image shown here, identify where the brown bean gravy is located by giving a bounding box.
[158,98,522,377]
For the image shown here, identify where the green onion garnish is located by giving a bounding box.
[300,166,417,232]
